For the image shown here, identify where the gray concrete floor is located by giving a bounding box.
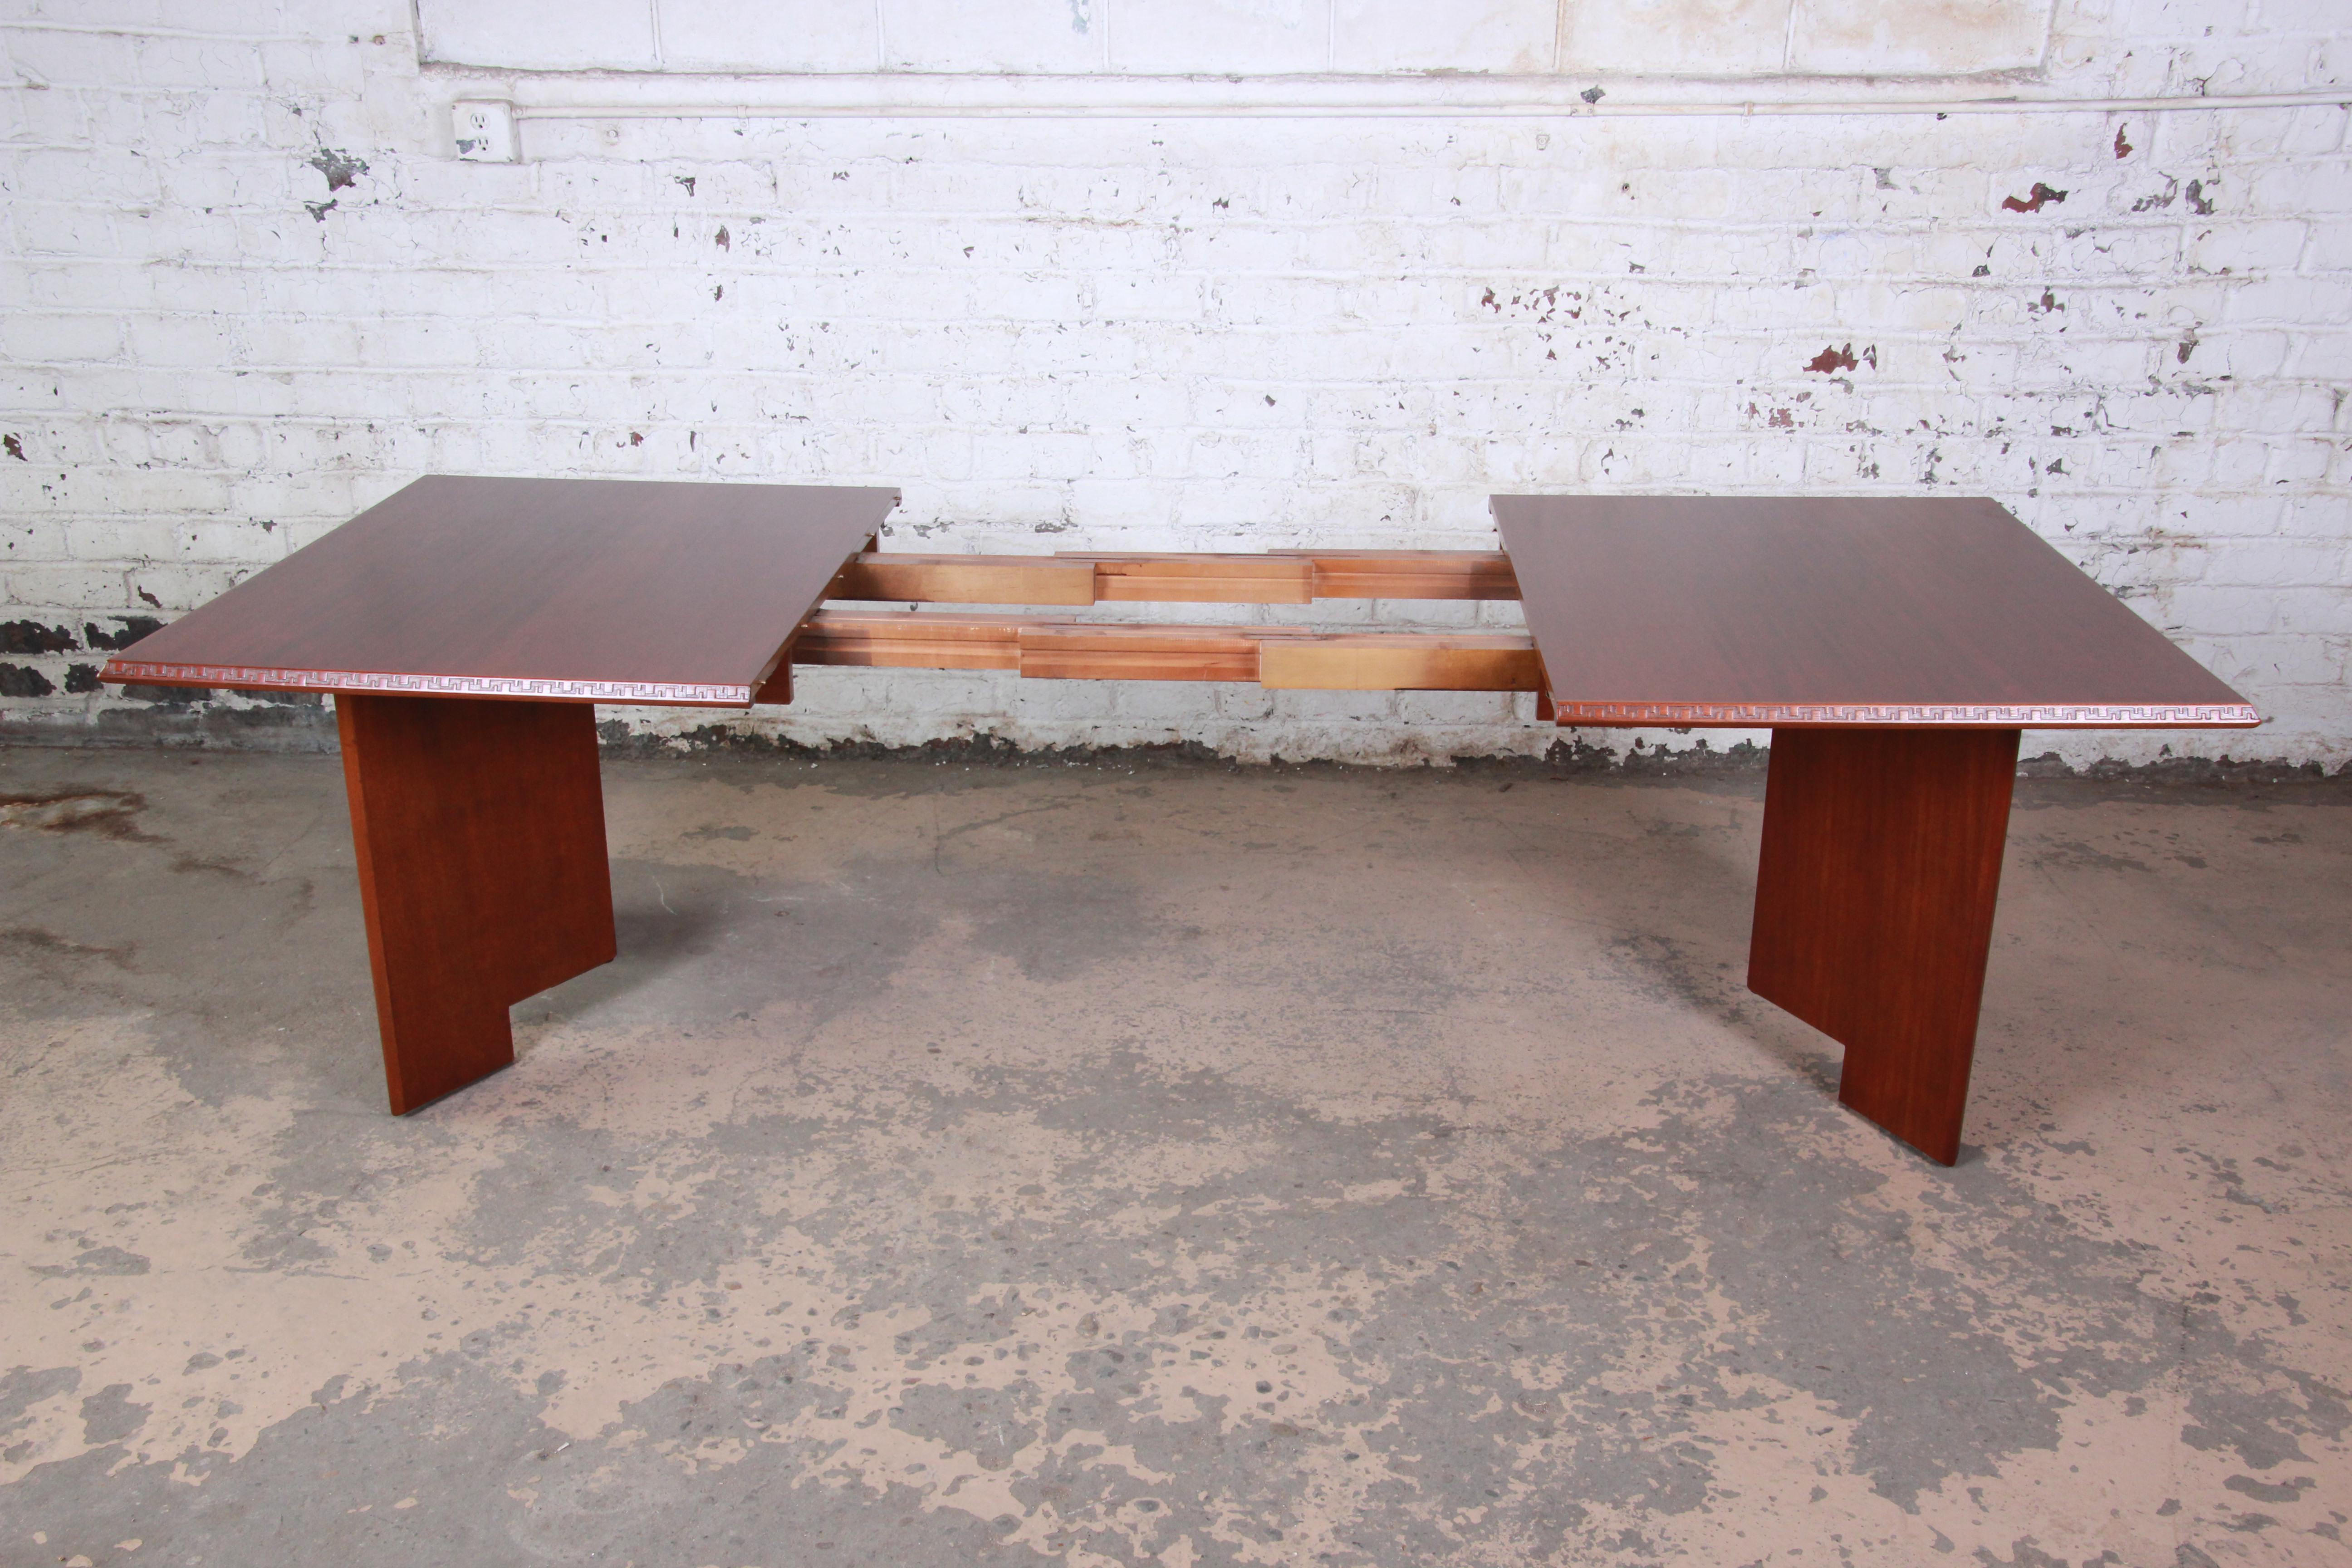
[1,745,2348,1568]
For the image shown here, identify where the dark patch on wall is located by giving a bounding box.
[597,721,1246,771]
[1580,85,1604,105]
[2114,124,2134,158]
[0,663,57,697]
[2,621,78,654]
[63,665,102,693]
[2186,178,2215,216]
[1806,344,1858,374]
[582,727,2345,790]
[306,147,368,191]
[122,684,211,705]
[2017,750,2352,792]
[83,617,162,650]
[715,224,731,250]
[2,433,24,461]
[304,200,336,222]
[587,722,1773,782]
[0,703,338,752]
[2001,182,2068,213]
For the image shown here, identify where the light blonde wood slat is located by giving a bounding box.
[832,554,1098,606]
[795,611,1544,692]
[1258,635,1546,691]
[1017,625,1264,683]
[1068,554,1316,604]
[831,550,1520,605]
[792,610,1022,671]
[1275,550,1520,601]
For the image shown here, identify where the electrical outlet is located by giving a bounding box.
[452,100,518,162]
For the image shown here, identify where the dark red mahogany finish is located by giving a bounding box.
[340,695,616,1113]
[104,476,898,704]
[1749,727,2019,1165]
[1494,495,2258,1163]
[1490,494,2258,728]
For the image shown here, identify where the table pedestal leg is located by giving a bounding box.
[337,695,617,1114]
[1746,726,2020,1165]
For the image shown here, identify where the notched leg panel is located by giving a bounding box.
[1747,727,2020,1165]
[338,695,617,1114]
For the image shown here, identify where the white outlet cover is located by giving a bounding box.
[452,100,519,162]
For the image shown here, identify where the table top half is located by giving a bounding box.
[1494,495,2259,728]
[103,476,900,706]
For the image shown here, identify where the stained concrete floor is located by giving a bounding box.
[0,744,2348,1568]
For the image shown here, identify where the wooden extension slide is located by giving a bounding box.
[785,549,1548,697]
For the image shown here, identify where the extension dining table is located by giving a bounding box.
[102,477,2259,1164]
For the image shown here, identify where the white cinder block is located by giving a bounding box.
[1559,0,1791,77]
[657,0,880,72]
[1789,0,2049,74]
[882,0,1104,71]
[1108,0,1332,73]
[416,0,656,69]
[1332,0,1554,73]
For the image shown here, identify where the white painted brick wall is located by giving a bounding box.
[0,0,2347,769]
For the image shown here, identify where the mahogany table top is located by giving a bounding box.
[103,476,899,706]
[1491,495,2259,728]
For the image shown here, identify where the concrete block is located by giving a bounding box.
[1560,0,1788,74]
[1333,0,1553,71]
[880,0,1102,70]
[417,0,654,68]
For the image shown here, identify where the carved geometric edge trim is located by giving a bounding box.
[1550,701,2265,728]
[96,659,2262,727]
[99,660,754,707]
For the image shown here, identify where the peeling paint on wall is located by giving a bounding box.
[306,147,368,191]
[2001,181,2069,214]
[0,0,2346,772]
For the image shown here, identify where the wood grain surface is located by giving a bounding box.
[103,476,898,705]
[830,550,1519,605]
[339,694,617,1114]
[792,609,1543,689]
[1492,495,2259,727]
[1747,726,2021,1165]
